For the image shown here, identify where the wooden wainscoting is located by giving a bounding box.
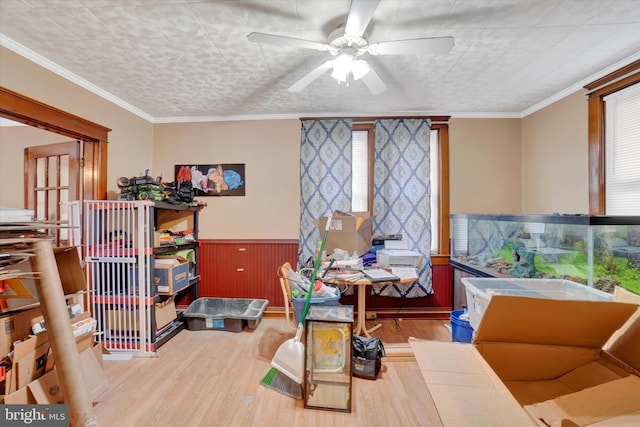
[198,239,299,302]
[196,240,452,318]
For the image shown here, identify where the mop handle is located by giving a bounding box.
[299,214,332,324]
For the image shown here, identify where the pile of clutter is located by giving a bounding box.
[286,268,339,299]
[116,174,193,205]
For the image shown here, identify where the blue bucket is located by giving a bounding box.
[292,293,340,323]
[450,309,474,343]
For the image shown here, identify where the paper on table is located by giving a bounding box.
[390,267,419,280]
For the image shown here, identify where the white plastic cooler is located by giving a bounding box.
[461,278,614,331]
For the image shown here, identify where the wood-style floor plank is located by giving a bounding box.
[92,318,451,426]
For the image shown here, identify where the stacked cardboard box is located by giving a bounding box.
[316,211,373,256]
[1,247,109,404]
[155,255,190,294]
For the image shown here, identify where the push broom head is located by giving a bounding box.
[260,367,302,400]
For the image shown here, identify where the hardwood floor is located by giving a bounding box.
[91,318,452,426]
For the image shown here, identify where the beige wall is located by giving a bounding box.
[521,90,589,213]
[1,45,593,240]
[153,121,301,239]
[449,118,523,214]
[0,46,154,199]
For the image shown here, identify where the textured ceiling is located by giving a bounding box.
[1,0,640,122]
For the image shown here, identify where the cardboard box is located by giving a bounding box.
[1,247,86,315]
[107,305,177,333]
[12,333,50,391]
[0,247,87,313]
[155,255,189,294]
[79,343,109,401]
[71,312,96,352]
[0,306,43,358]
[6,344,109,404]
[316,212,373,256]
[53,246,87,295]
[411,295,640,427]
[155,298,177,330]
[154,230,173,247]
[107,308,144,332]
[0,258,39,313]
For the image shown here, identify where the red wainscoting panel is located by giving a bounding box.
[196,239,452,315]
[198,239,298,304]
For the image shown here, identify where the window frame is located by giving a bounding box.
[585,60,640,214]
[351,117,450,256]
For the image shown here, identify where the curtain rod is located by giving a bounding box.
[299,115,451,122]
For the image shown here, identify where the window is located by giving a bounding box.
[585,60,640,214]
[351,129,370,212]
[604,83,640,214]
[351,119,450,254]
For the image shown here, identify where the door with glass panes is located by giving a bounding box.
[25,140,80,246]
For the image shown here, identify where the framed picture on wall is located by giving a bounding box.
[175,164,245,196]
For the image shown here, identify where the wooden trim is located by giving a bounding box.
[431,255,450,266]
[584,59,640,92]
[82,140,109,201]
[433,122,450,255]
[587,95,605,214]
[0,86,111,142]
[584,63,640,215]
[1,86,111,201]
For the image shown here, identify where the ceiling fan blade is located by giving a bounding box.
[345,0,380,38]
[247,32,328,51]
[360,66,387,95]
[288,60,335,92]
[369,37,455,55]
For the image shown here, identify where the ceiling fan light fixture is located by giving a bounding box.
[248,1,454,95]
[351,59,370,80]
[331,53,353,82]
[330,68,348,83]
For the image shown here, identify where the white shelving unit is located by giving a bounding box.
[84,200,200,356]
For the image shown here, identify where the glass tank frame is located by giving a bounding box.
[450,213,640,295]
[304,304,354,413]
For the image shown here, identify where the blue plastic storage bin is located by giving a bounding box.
[293,293,340,324]
[450,309,474,343]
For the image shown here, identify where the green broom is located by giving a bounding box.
[260,214,333,399]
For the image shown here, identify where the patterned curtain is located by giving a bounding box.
[297,119,353,268]
[371,119,433,297]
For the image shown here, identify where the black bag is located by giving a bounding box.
[352,335,385,380]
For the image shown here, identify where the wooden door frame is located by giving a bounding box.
[0,86,111,201]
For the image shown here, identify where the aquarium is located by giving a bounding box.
[450,213,640,295]
[304,305,354,412]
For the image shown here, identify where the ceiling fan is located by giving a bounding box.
[247,0,454,95]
